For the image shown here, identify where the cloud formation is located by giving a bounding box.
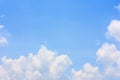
[106,20,120,41]
[0,45,72,80]
[0,25,8,46]
[0,45,103,80]
[1,19,120,80]
[71,63,102,80]
[97,43,120,79]
[1,43,120,80]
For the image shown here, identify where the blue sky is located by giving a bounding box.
[0,0,120,80]
[0,0,118,60]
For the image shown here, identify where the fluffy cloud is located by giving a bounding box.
[71,63,102,80]
[97,19,120,79]
[71,18,120,80]
[0,45,104,80]
[97,43,120,79]
[0,45,72,80]
[97,43,120,65]
[1,15,120,80]
[0,44,104,80]
[106,20,120,41]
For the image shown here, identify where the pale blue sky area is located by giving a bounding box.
[0,0,120,69]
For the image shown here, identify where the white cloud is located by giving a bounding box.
[97,43,120,79]
[106,20,120,41]
[0,45,72,80]
[71,63,102,80]
[0,44,103,80]
[1,19,120,80]
[97,18,120,79]
[1,43,120,80]
[97,43,120,65]
[0,45,104,80]
[49,55,72,80]
[73,19,120,80]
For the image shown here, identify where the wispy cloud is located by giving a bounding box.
[0,37,8,46]
[0,15,9,46]
[0,14,5,19]
[0,25,9,46]
[114,3,120,11]
[0,25,4,29]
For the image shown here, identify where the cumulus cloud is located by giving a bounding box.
[3,43,120,80]
[97,43,120,65]
[96,43,120,79]
[97,18,120,79]
[106,20,120,41]
[71,63,102,80]
[1,17,120,80]
[0,44,103,80]
[0,45,72,80]
[0,45,104,80]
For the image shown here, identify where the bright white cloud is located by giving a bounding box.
[97,18,120,79]
[97,43,120,79]
[0,44,103,80]
[97,43,120,65]
[1,18,120,80]
[71,63,102,80]
[1,43,120,80]
[106,20,120,41]
[0,45,104,80]
[0,45,72,80]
